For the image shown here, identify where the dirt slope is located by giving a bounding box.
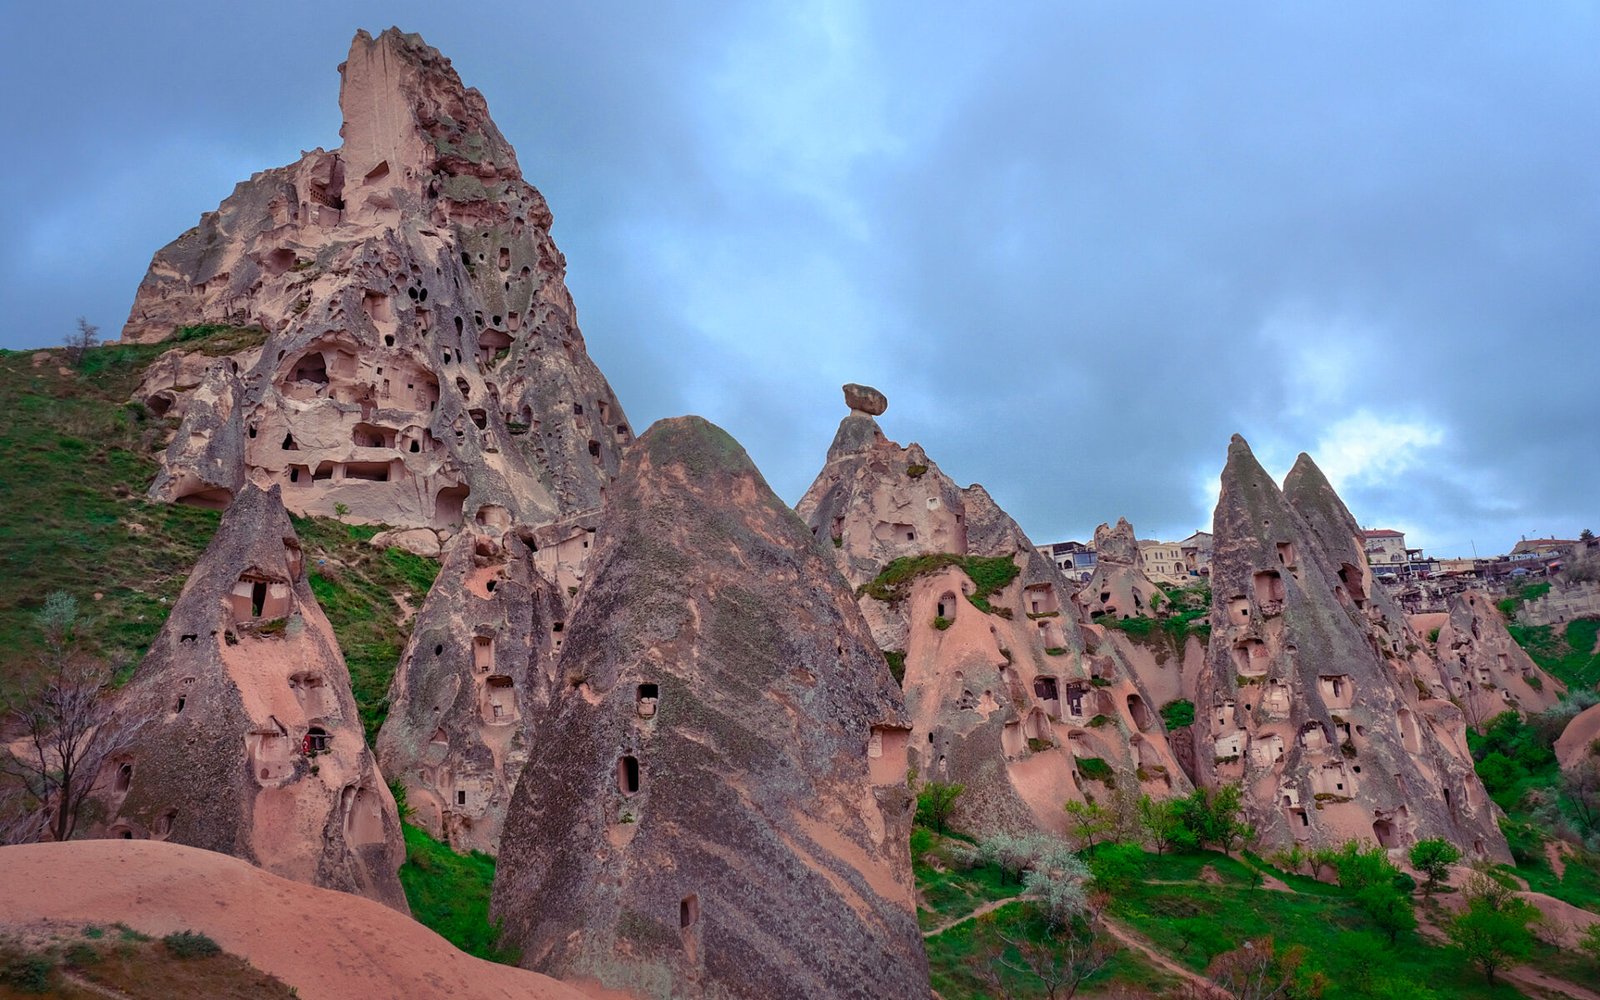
[0,839,591,1000]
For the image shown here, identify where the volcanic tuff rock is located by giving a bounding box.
[492,417,928,1000]
[127,28,629,541]
[375,527,567,855]
[84,484,407,909]
[798,386,1188,837]
[1196,437,1505,859]
[1433,591,1564,727]
[1075,517,1166,620]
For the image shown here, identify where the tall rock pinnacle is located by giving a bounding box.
[1198,435,1506,858]
[85,485,408,909]
[492,416,928,999]
[125,29,629,545]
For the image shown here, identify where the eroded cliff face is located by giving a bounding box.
[1197,438,1506,859]
[798,387,1188,838]
[1433,591,1564,727]
[84,485,407,910]
[375,528,566,855]
[492,417,927,1000]
[126,29,628,542]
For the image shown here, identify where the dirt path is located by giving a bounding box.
[921,895,1034,938]
[1546,841,1569,881]
[1419,903,1599,1000]
[1100,917,1218,994]
[1501,964,1600,1000]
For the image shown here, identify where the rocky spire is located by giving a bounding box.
[86,484,407,909]
[797,387,1189,837]
[1198,435,1505,858]
[126,28,629,544]
[492,417,927,999]
[375,528,567,855]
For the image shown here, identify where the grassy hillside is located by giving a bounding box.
[0,338,432,742]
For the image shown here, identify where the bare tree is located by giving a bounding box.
[979,913,1117,1000]
[1564,758,1600,836]
[1202,936,1317,1000]
[0,593,133,843]
[63,317,100,368]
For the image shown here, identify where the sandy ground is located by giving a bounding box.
[0,839,597,1000]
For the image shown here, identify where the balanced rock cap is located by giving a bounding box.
[844,383,888,416]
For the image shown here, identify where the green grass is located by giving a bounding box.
[1111,851,1524,999]
[911,827,1022,930]
[858,553,1020,616]
[1498,581,1552,620]
[0,339,434,745]
[1508,618,1600,690]
[398,823,518,964]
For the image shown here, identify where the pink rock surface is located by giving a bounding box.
[0,839,593,1000]
[125,29,628,534]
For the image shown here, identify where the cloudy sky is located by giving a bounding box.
[4,2,1595,557]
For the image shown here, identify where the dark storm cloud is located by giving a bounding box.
[3,2,1594,556]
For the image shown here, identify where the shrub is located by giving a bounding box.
[2,954,53,993]
[882,649,906,684]
[1160,699,1195,729]
[916,781,965,834]
[933,615,952,631]
[906,464,928,478]
[163,930,221,959]
[1076,757,1114,783]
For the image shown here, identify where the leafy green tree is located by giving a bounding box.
[1138,794,1190,855]
[1448,898,1535,985]
[1355,885,1416,945]
[1408,838,1461,897]
[1328,839,1402,892]
[1063,800,1112,849]
[915,781,964,835]
[1174,784,1255,856]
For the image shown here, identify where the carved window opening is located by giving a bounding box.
[618,755,640,796]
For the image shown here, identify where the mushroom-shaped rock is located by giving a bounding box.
[797,402,1188,838]
[844,382,888,416]
[85,484,408,910]
[492,416,927,1000]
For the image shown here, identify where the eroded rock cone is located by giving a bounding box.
[376,528,566,855]
[492,417,928,999]
[1433,591,1564,726]
[798,391,1188,837]
[1199,436,1506,859]
[127,28,629,537]
[86,484,407,910]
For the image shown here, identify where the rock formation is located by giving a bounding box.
[798,386,1188,837]
[1195,437,1505,858]
[376,527,566,854]
[1433,591,1564,726]
[126,28,629,543]
[85,484,407,909]
[1074,517,1166,620]
[492,417,928,1000]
